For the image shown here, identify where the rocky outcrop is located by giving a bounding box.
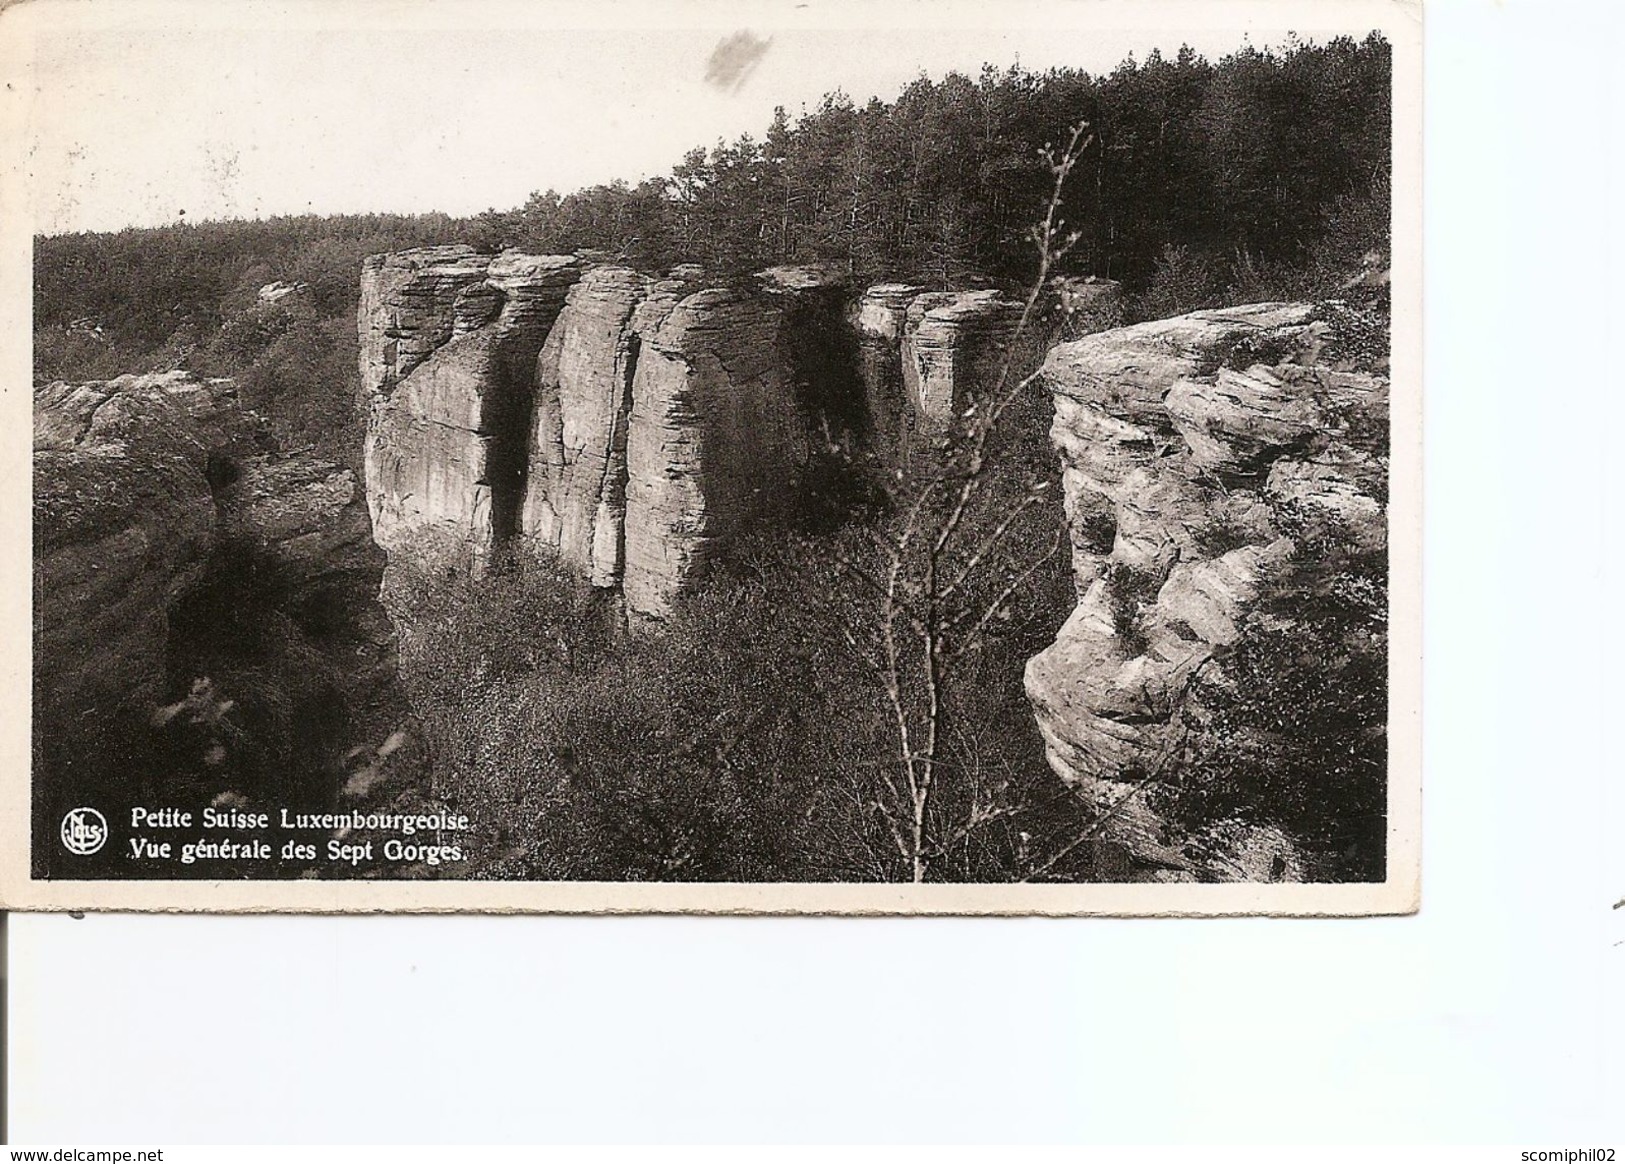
[216,454,388,627]
[516,264,825,615]
[34,372,390,723]
[623,286,809,617]
[357,252,1130,618]
[900,291,1026,426]
[1024,303,1388,882]
[522,265,652,587]
[1053,275,1124,335]
[258,280,309,306]
[359,247,582,564]
[34,373,262,717]
[761,264,865,438]
[34,371,407,876]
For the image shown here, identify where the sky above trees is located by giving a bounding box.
[16,0,1399,235]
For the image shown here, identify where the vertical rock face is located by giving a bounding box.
[623,287,808,618]
[522,265,651,586]
[900,290,1025,426]
[360,251,870,618]
[854,283,924,444]
[761,264,867,440]
[357,245,496,402]
[359,248,581,565]
[1024,303,1388,881]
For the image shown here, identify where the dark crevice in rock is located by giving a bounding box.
[603,330,640,588]
[775,286,867,440]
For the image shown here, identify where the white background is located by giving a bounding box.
[8,0,1624,1144]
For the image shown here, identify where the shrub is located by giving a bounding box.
[1127,244,1228,322]
[1155,532,1387,881]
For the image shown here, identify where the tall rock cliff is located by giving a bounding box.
[622,285,811,618]
[361,252,873,619]
[358,246,582,565]
[522,264,653,587]
[357,252,1088,620]
[1023,303,1389,881]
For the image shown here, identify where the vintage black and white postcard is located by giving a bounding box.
[0,0,1422,913]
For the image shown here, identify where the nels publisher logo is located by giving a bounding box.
[60,807,108,856]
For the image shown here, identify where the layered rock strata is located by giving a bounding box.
[1023,303,1388,881]
[358,247,582,563]
[522,265,653,587]
[35,373,260,718]
[622,286,810,618]
[34,372,389,723]
[364,253,859,618]
[854,283,925,443]
[358,253,1124,617]
[900,290,1026,426]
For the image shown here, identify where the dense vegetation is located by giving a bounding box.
[34,33,1392,882]
[475,34,1390,289]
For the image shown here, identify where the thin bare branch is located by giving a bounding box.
[947,530,1064,663]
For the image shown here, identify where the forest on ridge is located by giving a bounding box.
[35,33,1391,467]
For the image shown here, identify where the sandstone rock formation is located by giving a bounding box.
[522,264,652,587]
[1024,303,1388,881]
[35,371,391,726]
[34,372,262,718]
[900,290,1026,426]
[358,247,582,563]
[854,283,925,443]
[357,245,497,401]
[623,285,809,618]
[258,280,310,306]
[362,252,856,618]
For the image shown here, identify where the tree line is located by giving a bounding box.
[35,31,1390,387]
[472,34,1390,290]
